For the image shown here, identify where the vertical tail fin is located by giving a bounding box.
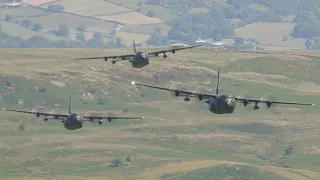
[68,96,72,114]
[215,68,220,94]
[133,41,136,53]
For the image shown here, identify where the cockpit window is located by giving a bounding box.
[70,113,78,117]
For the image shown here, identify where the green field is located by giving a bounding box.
[1,21,67,41]
[235,23,306,50]
[28,13,114,31]
[0,48,319,179]
[44,0,131,16]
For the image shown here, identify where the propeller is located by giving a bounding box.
[103,111,116,124]
[83,110,95,124]
[46,108,63,124]
[30,106,44,121]
[168,82,195,99]
[191,85,214,104]
[260,93,279,110]
[236,92,255,108]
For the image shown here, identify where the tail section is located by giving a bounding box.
[215,68,220,94]
[133,41,137,53]
[68,96,72,114]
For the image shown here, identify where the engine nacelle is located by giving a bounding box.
[36,112,40,118]
[174,90,180,97]
[108,117,112,122]
[243,99,249,106]
[104,56,108,61]
[98,120,103,125]
[112,59,117,64]
[184,97,190,102]
[172,50,176,54]
[266,101,272,108]
[163,54,167,58]
[155,52,159,57]
[43,117,49,121]
[198,94,203,100]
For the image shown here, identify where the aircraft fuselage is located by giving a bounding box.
[208,95,237,114]
[131,51,150,68]
[63,113,83,130]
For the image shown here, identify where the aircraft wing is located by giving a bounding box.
[148,45,202,57]
[82,115,145,121]
[235,97,314,107]
[74,54,134,61]
[2,108,69,118]
[133,82,217,99]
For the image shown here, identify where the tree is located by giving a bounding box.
[5,14,13,21]
[18,123,25,131]
[245,43,254,50]
[292,21,320,38]
[56,24,70,37]
[21,19,32,28]
[76,25,86,32]
[314,38,320,49]
[93,32,103,40]
[234,37,244,44]
[256,46,264,50]
[33,23,42,31]
[293,10,317,23]
[76,33,86,43]
[147,10,155,17]
[283,145,293,157]
[126,156,131,162]
[115,37,124,48]
[305,39,313,49]
[147,28,168,45]
[111,158,123,167]
[96,97,106,105]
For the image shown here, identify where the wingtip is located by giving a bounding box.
[312,104,315,106]
[132,81,136,85]
[2,108,4,111]
[142,117,145,119]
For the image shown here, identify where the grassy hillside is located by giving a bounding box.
[0,48,319,179]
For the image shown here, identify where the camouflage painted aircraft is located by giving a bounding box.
[74,41,202,68]
[132,68,314,114]
[2,97,144,130]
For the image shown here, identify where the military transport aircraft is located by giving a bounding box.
[2,97,144,130]
[74,41,202,68]
[132,68,314,114]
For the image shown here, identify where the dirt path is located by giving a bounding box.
[136,160,320,180]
